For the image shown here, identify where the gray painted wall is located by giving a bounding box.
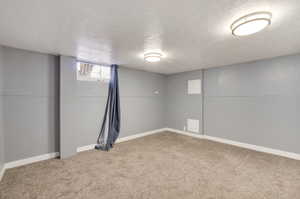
[165,54,300,154]
[166,70,203,133]
[1,47,59,162]
[1,46,300,162]
[1,48,165,161]
[0,46,5,171]
[204,54,300,154]
[60,56,166,158]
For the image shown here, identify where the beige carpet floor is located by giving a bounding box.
[1,131,300,199]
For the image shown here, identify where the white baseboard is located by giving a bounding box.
[77,128,167,153]
[116,128,168,143]
[1,127,299,182]
[77,144,97,153]
[165,128,204,139]
[0,165,5,181]
[5,152,59,170]
[1,128,167,179]
[203,135,300,161]
[0,152,59,182]
[78,128,300,161]
[166,128,300,161]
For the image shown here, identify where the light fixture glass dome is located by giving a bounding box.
[144,51,163,62]
[231,12,272,36]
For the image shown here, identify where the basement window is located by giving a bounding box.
[76,61,110,82]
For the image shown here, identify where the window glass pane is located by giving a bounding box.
[92,65,101,73]
[76,61,110,82]
[101,66,111,81]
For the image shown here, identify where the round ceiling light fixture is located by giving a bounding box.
[144,50,164,62]
[231,12,272,36]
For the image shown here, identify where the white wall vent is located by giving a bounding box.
[187,119,199,133]
[187,79,201,94]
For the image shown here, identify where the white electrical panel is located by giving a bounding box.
[188,79,201,94]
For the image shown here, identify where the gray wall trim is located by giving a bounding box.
[201,70,205,135]
[0,46,5,171]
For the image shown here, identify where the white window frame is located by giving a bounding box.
[76,61,111,83]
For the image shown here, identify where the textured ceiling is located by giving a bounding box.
[0,0,300,74]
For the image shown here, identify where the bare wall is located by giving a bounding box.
[165,54,300,154]
[165,70,203,133]
[1,48,166,161]
[204,54,300,154]
[1,47,59,162]
[2,46,300,162]
[60,56,166,158]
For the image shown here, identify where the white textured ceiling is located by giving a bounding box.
[0,0,300,74]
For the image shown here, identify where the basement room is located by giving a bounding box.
[0,0,299,198]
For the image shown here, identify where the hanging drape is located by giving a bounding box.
[95,64,121,151]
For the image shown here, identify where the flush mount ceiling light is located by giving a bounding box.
[231,12,272,36]
[144,50,164,62]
